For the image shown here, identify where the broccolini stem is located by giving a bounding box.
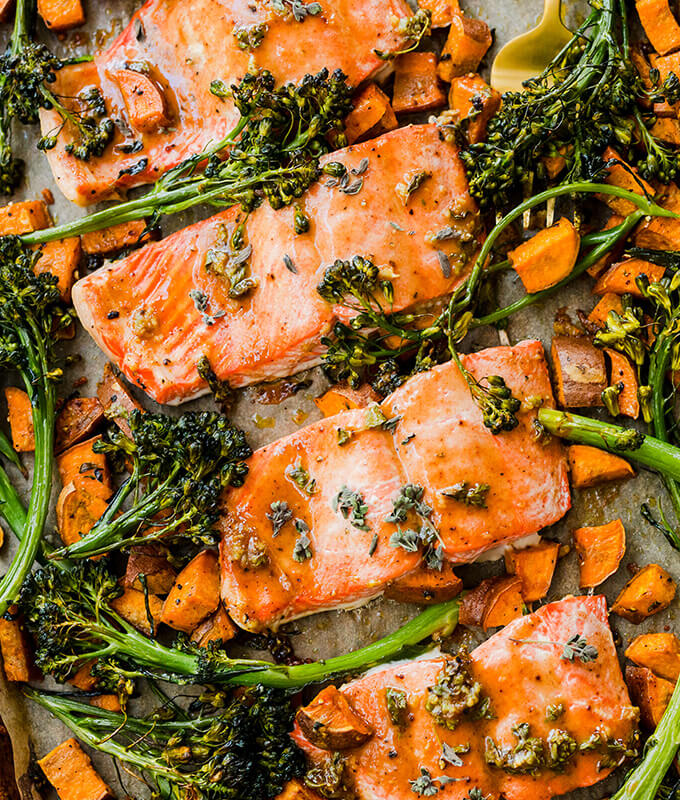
[0,428,25,477]
[610,678,680,800]
[0,461,26,540]
[537,408,680,484]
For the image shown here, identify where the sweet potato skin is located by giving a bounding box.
[57,435,112,493]
[161,549,220,633]
[437,14,492,82]
[459,576,524,630]
[38,738,113,800]
[123,545,177,595]
[625,632,680,682]
[551,336,607,408]
[4,387,34,452]
[625,665,675,729]
[611,563,677,623]
[296,685,373,750]
[96,363,143,438]
[190,605,238,647]
[567,444,634,489]
[573,519,626,588]
[344,84,397,145]
[392,52,446,114]
[504,541,560,603]
[55,397,105,454]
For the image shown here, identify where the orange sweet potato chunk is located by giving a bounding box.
[55,397,105,454]
[161,550,220,633]
[587,293,623,328]
[449,73,501,144]
[392,52,446,114]
[594,259,665,297]
[314,385,380,417]
[81,220,150,256]
[0,608,37,682]
[573,519,626,588]
[599,147,655,215]
[114,69,168,132]
[551,336,607,408]
[33,238,81,303]
[605,348,640,418]
[418,0,460,27]
[56,482,109,549]
[567,445,634,489]
[626,632,680,682]
[636,0,680,55]
[57,435,112,493]
[504,541,560,603]
[509,218,580,294]
[384,561,463,604]
[37,0,85,30]
[459,576,524,630]
[344,84,397,145]
[437,14,492,82]
[110,588,163,636]
[190,605,238,647]
[38,738,113,800]
[611,563,677,623]
[4,387,34,452]
[625,666,675,729]
[0,200,50,235]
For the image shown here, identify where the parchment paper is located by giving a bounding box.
[0,1,678,798]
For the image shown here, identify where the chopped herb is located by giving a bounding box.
[286,461,318,495]
[401,433,416,445]
[293,204,310,234]
[425,651,484,730]
[336,427,351,446]
[385,687,408,728]
[546,703,565,721]
[386,484,431,523]
[189,288,226,326]
[467,790,490,800]
[271,0,322,21]
[204,223,257,298]
[266,501,293,536]
[436,250,452,279]
[292,522,312,562]
[375,8,431,60]
[431,226,457,242]
[233,22,268,50]
[409,768,456,796]
[396,170,431,205]
[368,533,378,556]
[351,158,369,176]
[484,723,545,775]
[339,177,363,195]
[510,632,598,664]
[365,404,388,428]
[283,254,298,274]
[440,742,470,768]
[547,728,578,767]
[389,220,405,231]
[332,486,370,531]
[423,541,444,571]
[389,527,421,553]
[117,157,148,179]
[440,482,490,508]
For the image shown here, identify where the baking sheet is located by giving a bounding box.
[0,1,678,798]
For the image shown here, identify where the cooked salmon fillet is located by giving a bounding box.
[72,125,481,405]
[292,596,638,800]
[220,340,571,631]
[39,0,412,205]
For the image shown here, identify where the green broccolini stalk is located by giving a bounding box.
[21,68,353,245]
[26,687,305,800]
[459,0,680,210]
[19,556,461,698]
[0,237,72,616]
[52,410,251,560]
[609,678,680,800]
[0,0,111,194]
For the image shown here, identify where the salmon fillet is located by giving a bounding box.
[220,341,571,631]
[292,596,638,800]
[72,125,481,405]
[39,0,412,205]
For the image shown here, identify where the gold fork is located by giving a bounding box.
[490,0,572,93]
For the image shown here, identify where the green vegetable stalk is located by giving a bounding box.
[0,237,72,616]
[610,678,680,800]
[21,69,353,245]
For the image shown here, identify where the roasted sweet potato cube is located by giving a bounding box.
[611,563,677,623]
[542,154,567,180]
[594,259,666,297]
[5,387,34,452]
[587,293,623,328]
[314,385,381,417]
[296,685,373,750]
[110,588,163,636]
[384,561,463,604]
[68,660,98,691]
[114,69,168,133]
[81,220,151,256]
[573,519,626,588]
[161,549,220,633]
[190,605,238,647]
[0,608,37,682]
[0,200,50,235]
[650,117,680,145]
[37,0,85,31]
[417,0,460,27]
[392,52,446,114]
[459,575,524,630]
[55,397,105,454]
[636,0,680,55]
[625,632,680,681]
[598,147,655,215]
[38,738,113,800]
[509,218,580,294]
[634,181,680,250]
[97,363,144,438]
[605,348,640,418]
[33,238,81,303]
[437,14,492,82]
[586,215,625,278]
[275,779,324,800]
[626,666,675,729]
[124,545,177,595]
[504,541,560,603]
[57,435,112,492]
[56,482,109,549]
[344,84,397,145]
[88,695,122,713]
[449,73,501,144]
[551,336,607,408]
[568,445,634,489]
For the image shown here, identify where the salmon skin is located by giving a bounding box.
[292,596,638,800]
[72,125,481,405]
[219,340,571,631]
[39,0,412,205]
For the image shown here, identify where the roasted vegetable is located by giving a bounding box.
[504,541,560,603]
[296,685,373,750]
[573,519,626,588]
[567,444,634,488]
[160,550,220,633]
[22,69,353,245]
[611,564,677,623]
[29,688,304,800]
[508,218,580,294]
[37,737,112,800]
[0,237,71,616]
[52,410,251,559]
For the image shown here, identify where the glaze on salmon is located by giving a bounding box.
[72,125,481,405]
[39,0,412,205]
[220,341,571,631]
[292,596,638,800]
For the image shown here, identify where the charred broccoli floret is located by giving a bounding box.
[53,409,252,560]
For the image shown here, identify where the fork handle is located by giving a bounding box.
[541,0,563,22]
